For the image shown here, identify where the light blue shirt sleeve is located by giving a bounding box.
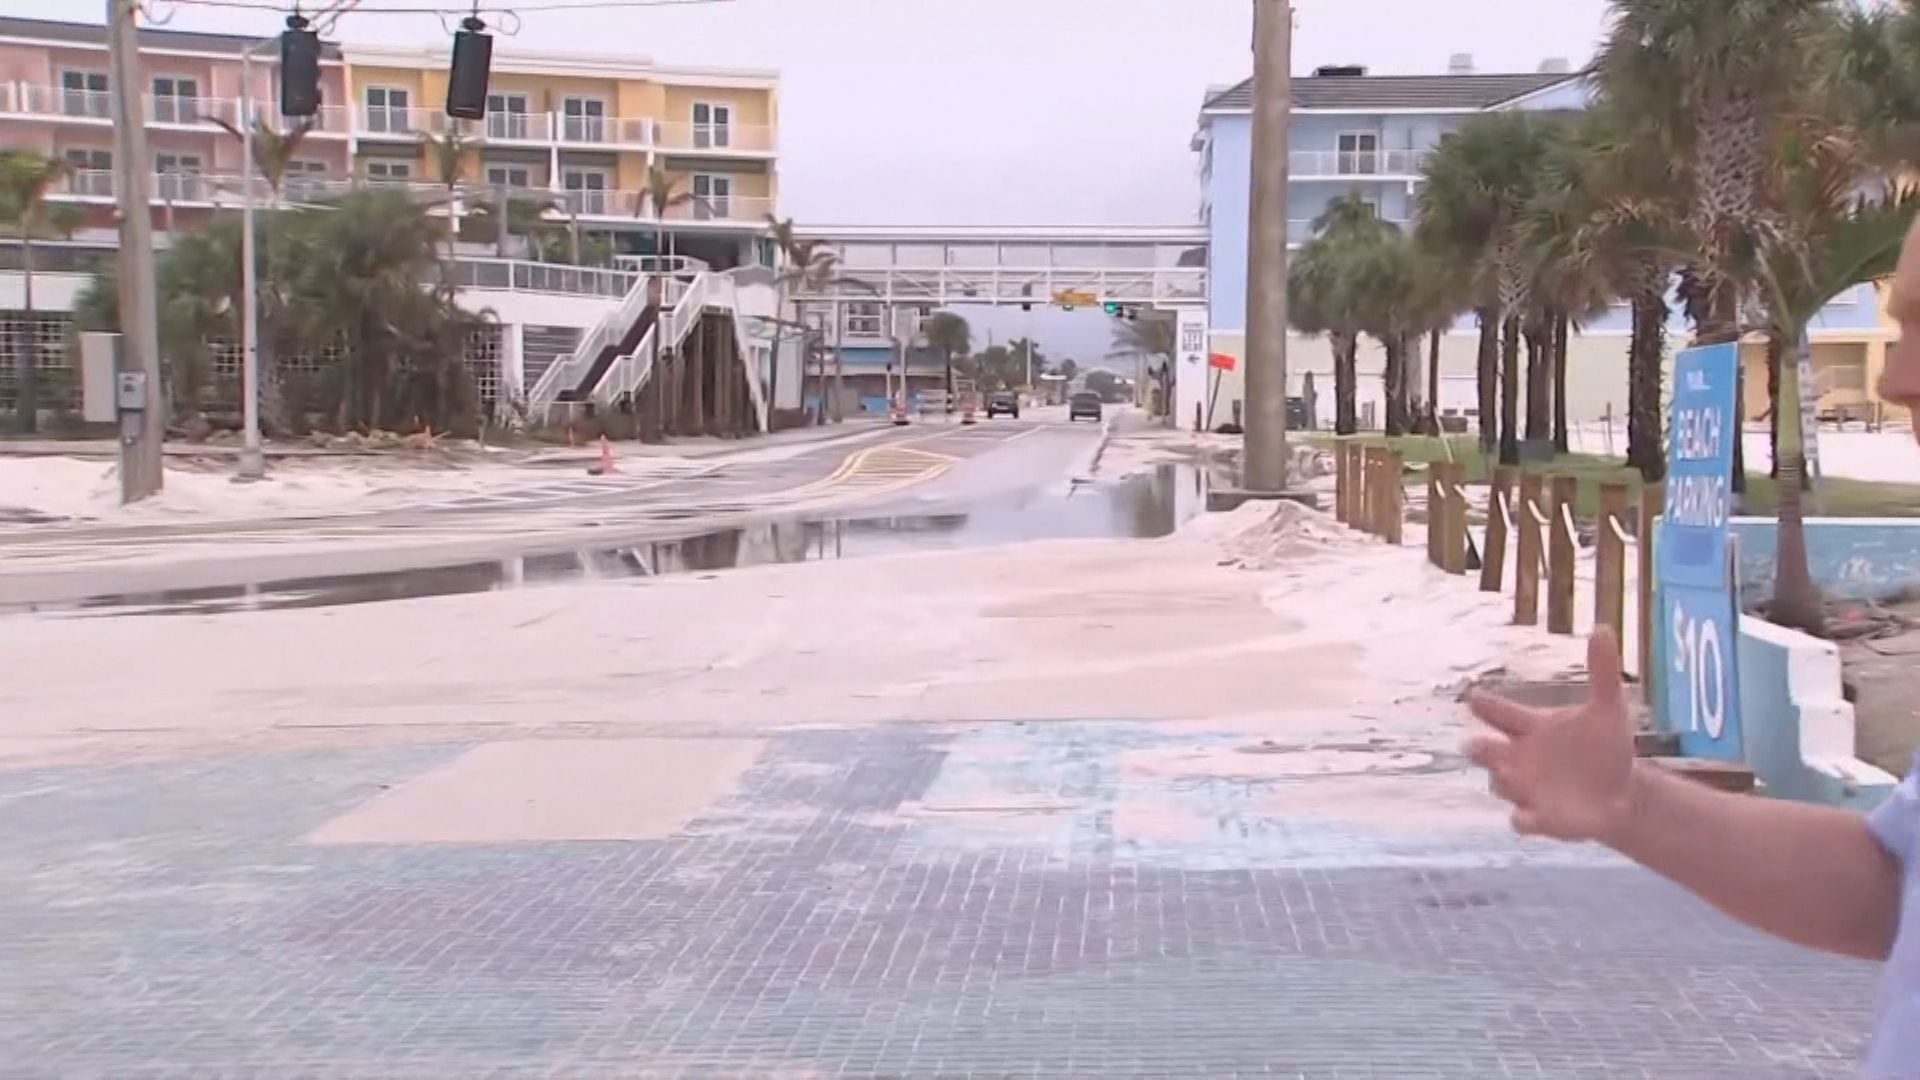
[1868,755,1920,867]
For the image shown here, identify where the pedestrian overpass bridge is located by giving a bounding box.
[7,222,1215,429]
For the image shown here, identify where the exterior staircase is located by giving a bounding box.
[520,325,582,401]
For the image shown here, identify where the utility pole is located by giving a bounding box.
[1242,0,1293,492]
[236,43,269,482]
[107,0,166,503]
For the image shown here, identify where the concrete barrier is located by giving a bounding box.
[1737,617,1898,809]
[1730,516,1920,603]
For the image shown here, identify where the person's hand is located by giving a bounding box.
[1463,629,1638,843]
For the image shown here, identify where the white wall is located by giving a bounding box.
[0,271,92,314]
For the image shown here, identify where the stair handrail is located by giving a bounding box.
[527,270,654,409]
[591,272,712,407]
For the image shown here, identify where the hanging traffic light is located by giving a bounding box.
[279,14,322,118]
[1102,301,1122,316]
[446,16,494,121]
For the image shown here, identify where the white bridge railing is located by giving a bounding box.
[789,265,1207,306]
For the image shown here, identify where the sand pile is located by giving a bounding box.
[1195,500,1356,569]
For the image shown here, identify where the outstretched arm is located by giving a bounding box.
[1605,761,1903,962]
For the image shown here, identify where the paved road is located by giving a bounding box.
[0,718,1877,1078]
[0,417,1083,606]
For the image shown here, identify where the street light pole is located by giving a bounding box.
[236,43,267,482]
[1242,0,1293,492]
[106,0,165,503]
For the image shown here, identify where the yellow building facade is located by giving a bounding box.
[341,43,779,268]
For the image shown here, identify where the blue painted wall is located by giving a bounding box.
[1730,517,1920,604]
[1205,116,1252,331]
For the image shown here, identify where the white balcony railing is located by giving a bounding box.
[243,100,354,135]
[357,105,437,136]
[49,170,774,227]
[652,121,776,153]
[1290,149,1430,178]
[438,257,638,298]
[555,114,651,147]
[484,111,552,142]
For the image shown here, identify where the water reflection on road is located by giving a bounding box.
[14,464,1208,618]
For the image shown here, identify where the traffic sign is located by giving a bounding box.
[1052,289,1097,309]
[1653,342,1743,760]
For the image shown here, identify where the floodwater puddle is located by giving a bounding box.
[10,464,1209,618]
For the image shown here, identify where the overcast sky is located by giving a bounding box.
[0,0,1615,364]
[3,0,1613,224]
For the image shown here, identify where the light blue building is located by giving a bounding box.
[1191,57,1890,429]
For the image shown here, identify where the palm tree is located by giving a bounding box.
[1749,112,1920,633]
[213,114,316,201]
[921,311,972,414]
[763,214,843,422]
[423,125,472,256]
[1289,195,1394,434]
[1597,0,1840,493]
[1417,112,1559,465]
[0,150,81,433]
[1349,228,1424,436]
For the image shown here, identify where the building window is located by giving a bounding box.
[150,76,200,124]
[487,93,531,139]
[365,160,412,182]
[284,159,328,199]
[59,71,110,119]
[485,165,532,191]
[154,153,203,202]
[62,148,112,196]
[562,170,609,215]
[692,101,732,149]
[844,302,883,338]
[560,97,606,143]
[691,173,731,220]
[1336,131,1380,175]
[364,86,412,133]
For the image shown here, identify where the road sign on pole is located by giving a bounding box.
[1654,341,1743,760]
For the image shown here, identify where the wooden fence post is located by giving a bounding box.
[1367,447,1388,536]
[1439,462,1468,575]
[1333,441,1350,524]
[1638,481,1663,699]
[1355,446,1375,534]
[1595,480,1629,653]
[1382,450,1404,546]
[1546,473,1578,635]
[1480,466,1514,593]
[1425,463,1443,566]
[1514,472,1543,626]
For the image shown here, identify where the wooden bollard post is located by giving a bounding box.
[1363,447,1384,536]
[1350,445,1371,533]
[1381,450,1405,545]
[1440,462,1468,575]
[1546,474,1579,635]
[1425,463,1444,567]
[1480,466,1514,593]
[1595,480,1630,656]
[1513,472,1543,626]
[1334,440,1351,525]
[1638,481,1663,699]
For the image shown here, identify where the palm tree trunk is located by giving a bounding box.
[1552,310,1570,454]
[1382,335,1406,437]
[1771,327,1823,635]
[18,234,37,434]
[1765,332,1784,479]
[1699,282,1746,495]
[1426,328,1443,435]
[1499,314,1522,466]
[1524,321,1547,444]
[1332,333,1358,435]
[1475,306,1498,453]
[1626,289,1667,480]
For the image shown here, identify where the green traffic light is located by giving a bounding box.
[1102,302,1121,315]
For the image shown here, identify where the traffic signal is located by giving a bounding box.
[1102,301,1122,316]
[446,16,494,121]
[279,14,322,118]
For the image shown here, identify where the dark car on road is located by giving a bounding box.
[986,391,1020,419]
[1068,391,1103,423]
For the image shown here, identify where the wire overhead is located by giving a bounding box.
[155,0,731,13]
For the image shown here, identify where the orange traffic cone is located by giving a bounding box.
[589,435,616,476]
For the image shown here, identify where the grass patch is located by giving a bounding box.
[1308,433,1920,520]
